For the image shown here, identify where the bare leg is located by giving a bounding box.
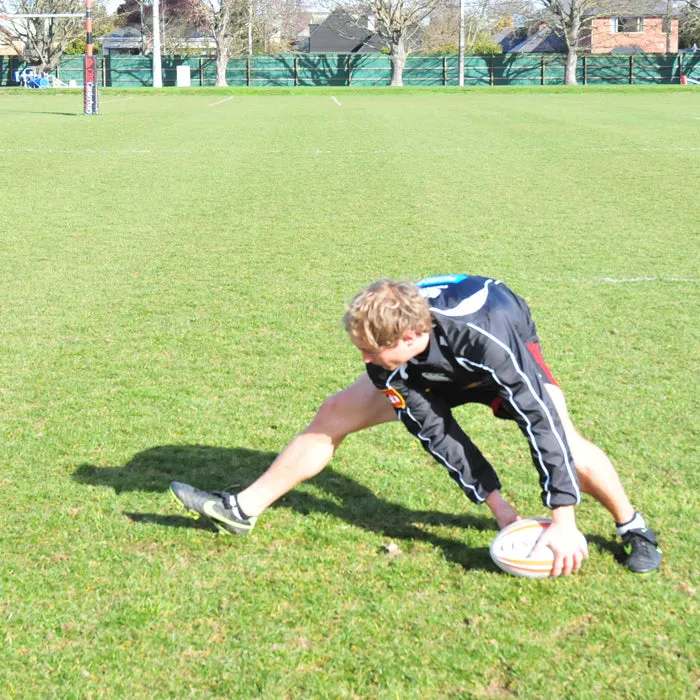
[545,384,635,524]
[237,375,397,517]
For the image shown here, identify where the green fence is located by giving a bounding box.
[2,52,699,88]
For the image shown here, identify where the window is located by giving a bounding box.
[612,17,644,33]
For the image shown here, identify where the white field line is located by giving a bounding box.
[307,147,700,154]
[2,146,698,156]
[208,96,234,107]
[570,277,697,284]
[100,96,134,103]
[331,95,342,106]
[0,148,155,154]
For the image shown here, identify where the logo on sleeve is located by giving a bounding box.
[380,388,406,410]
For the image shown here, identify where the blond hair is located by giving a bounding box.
[343,279,432,350]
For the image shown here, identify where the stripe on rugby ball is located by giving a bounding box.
[489,518,553,577]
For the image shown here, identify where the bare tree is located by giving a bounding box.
[190,0,247,85]
[532,0,648,85]
[114,0,201,55]
[422,0,504,52]
[64,0,114,54]
[0,0,84,73]
[538,0,588,84]
[333,1,442,85]
[421,0,459,50]
[251,0,302,53]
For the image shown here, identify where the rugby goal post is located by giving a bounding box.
[83,0,98,114]
[0,1,98,114]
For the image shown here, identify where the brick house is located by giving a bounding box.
[585,6,679,54]
[496,1,679,55]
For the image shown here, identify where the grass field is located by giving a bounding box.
[1,86,698,698]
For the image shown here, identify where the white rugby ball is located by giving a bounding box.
[489,518,585,578]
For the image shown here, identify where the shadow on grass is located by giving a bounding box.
[73,444,496,571]
[23,111,82,117]
[585,534,624,563]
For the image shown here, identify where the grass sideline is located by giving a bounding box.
[1,89,698,697]
[1,83,699,98]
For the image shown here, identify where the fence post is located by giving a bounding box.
[199,57,203,86]
[629,55,634,84]
[101,57,106,87]
[541,55,545,85]
[443,56,447,86]
[294,56,299,86]
[490,54,494,86]
[246,56,251,87]
[583,55,587,85]
[678,53,683,84]
[347,54,352,86]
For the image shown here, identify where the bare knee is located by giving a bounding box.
[304,392,355,447]
[304,378,395,447]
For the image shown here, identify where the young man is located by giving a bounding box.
[171,275,662,576]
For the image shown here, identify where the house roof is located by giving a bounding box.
[554,0,680,17]
[510,26,567,53]
[308,9,384,53]
[306,8,424,54]
[99,26,141,40]
[492,28,525,52]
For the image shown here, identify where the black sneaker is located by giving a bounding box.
[169,481,257,536]
[621,528,662,573]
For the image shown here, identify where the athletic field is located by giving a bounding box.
[1,86,698,697]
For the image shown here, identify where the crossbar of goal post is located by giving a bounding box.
[0,8,96,114]
[0,13,82,17]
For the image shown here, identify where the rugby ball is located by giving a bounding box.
[489,518,585,578]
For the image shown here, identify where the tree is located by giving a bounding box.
[0,0,84,72]
[114,0,200,54]
[422,0,504,53]
[332,1,442,85]
[115,0,151,53]
[531,0,646,85]
[189,0,247,86]
[250,0,302,53]
[678,0,700,47]
[65,1,115,54]
[538,0,588,84]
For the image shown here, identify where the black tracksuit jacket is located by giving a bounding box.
[365,274,581,509]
